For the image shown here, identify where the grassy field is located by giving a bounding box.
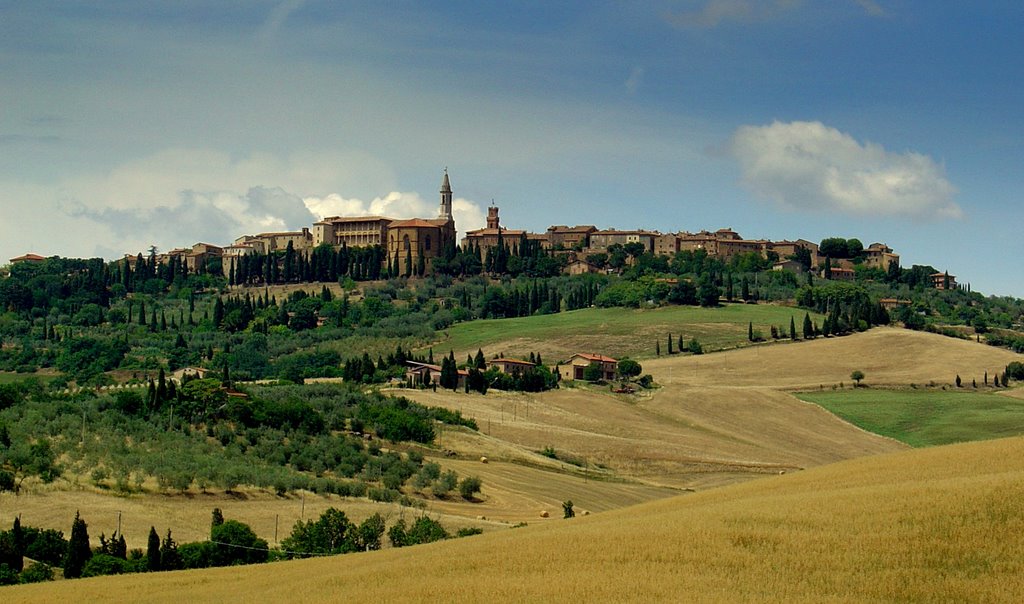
[430,303,821,362]
[9,436,1024,603]
[796,388,1024,447]
[0,371,58,385]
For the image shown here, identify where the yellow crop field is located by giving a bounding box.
[9,435,1024,603]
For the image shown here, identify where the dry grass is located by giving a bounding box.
[5,326,1022,601]
[644,326,1023,390]
[9,436,1024,603]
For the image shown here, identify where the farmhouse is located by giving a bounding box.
[486,358,536,377]
[405,361,468,389]
[879,298,911,311]
[931,272,957,290]
[558,353,618,381]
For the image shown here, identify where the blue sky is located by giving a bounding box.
[2,1,1022,295]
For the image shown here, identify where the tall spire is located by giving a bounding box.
[439,168,453,220]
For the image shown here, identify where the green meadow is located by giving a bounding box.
[798,388,1024,447]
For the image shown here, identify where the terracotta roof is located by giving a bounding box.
[487,358,536,367]
[464,227,526,237]
[548,225,597,233]
[406,361,469,376]
[9,253,46,262]
[318,215,394,224]
[390,219,442,229]
[254,231,310,238]
[573,353,617,363]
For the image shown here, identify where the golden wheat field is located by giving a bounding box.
[8,435,1024,603]
[3,327,1023,601]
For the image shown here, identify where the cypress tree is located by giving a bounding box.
[790,316,797,340]
[147,526,161,571]
[668,333,674,355]
[803,313,813,340]
[64,511,91,579]
[211,508,224,536]
[748,322,754,342]
[157,369,168,405]
[656,340,660,356]
[160,529,180,571]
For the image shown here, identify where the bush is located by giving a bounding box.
[19,562,54,583]
[459,476,483,500]
[81,553,131,577]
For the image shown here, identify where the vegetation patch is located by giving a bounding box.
[797,388,1024,447]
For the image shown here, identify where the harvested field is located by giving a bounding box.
[11,436,1024,603]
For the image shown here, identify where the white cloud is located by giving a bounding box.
[730,120,961,220]
[665,0,801,29]
[303,191,486,238]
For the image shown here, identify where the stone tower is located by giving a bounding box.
[439,169,453,220]
[486,206,500,230]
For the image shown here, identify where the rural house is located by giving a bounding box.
[405,361,468,389]
[486,358,536,377]
[558,353,618,381]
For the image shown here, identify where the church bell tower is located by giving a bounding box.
[439,169,453,220]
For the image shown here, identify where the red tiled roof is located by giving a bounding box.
[487,358,536,367]
[9,253,46,262]
[573,353,617,363]
[390,219,442,229]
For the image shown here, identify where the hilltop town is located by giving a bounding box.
[9,170,956,293]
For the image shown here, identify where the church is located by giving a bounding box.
[312,170,458,275]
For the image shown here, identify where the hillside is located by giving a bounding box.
[9,435,1024,602]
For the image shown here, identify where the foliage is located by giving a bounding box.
[798,389,1024,447]
[617,359,642,379]
[459,476,483,500]
[211,520,268,566]
[63,511,91,579]
[281,508,385,557]
[388,516,450,548]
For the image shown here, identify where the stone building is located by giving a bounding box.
[546,225,597,250]
[587,229,659,254]
[384,170,458,274]
[312,216,393,248]
[863,243,900,272]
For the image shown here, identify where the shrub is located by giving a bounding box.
[459,476,483,500]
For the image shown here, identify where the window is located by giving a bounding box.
[425,235,431,251]
[403,235,410,251]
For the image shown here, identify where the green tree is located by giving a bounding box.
[146,526,161,571]
[790,316,797,340]
[562,500,575,519]
[850,370,865,386]
[617,359,642,379]
[160,530,180,571]
[698,274,720,307]
[803,313,813,340]
[582,362,604,382]
[63,511,91,579]
[459,476,483,500]
[211,520,268,566]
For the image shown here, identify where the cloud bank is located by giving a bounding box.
[730,120,961,220]
[304,191,486,237]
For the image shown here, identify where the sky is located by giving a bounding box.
[1,1,1022,296]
